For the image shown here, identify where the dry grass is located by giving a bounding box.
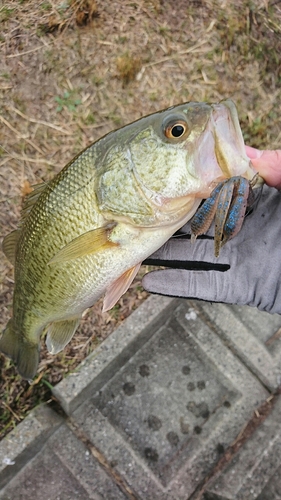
[1,0,281,439]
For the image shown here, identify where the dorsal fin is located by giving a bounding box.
[2,230,21,265]
[20,181,48,222]
[2,183,48,264]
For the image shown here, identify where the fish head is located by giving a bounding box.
[98,99,255,226]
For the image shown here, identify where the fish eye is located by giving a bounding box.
[163,119,189,140]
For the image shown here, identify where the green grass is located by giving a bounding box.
[0,6,15,22]
[54,91,82,113]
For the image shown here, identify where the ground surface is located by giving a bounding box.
[1,0,281,438]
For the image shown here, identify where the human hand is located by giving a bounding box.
[142,185,281,314]
[245,146,281,189]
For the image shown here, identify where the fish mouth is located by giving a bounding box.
[194,100,254,189]
[211,99,253,180]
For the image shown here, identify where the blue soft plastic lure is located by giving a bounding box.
[191,176,255,257]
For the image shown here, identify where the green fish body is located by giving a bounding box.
[0,99,255,379]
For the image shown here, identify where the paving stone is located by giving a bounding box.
[0,445,90,500]
[72,298,268,500]
[204,395,281,500]
[49,424,129,500]
[0,423,129,500]
[53,295,174,415]
[256,463,281,500]
[0,404,62,491]
[194,301,281,391]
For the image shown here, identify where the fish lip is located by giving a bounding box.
[211,100,238,178]
[185,100,254,196]
[204,100,254,182]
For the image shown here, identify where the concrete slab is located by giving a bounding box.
[71,298,268,500]
[256,464,281,500]
[194,301,281,391]
[0,422,129,500]
[50,423,131,499]
[204,396,281,500]
[53,295,174,415]
[0,404,62,491]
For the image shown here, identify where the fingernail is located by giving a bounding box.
[245,145,263,159]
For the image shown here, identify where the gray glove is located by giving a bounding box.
[143,185,281,314]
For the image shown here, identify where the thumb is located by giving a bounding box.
[245,146,281,189]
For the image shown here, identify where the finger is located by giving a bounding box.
[143,235,228,264]
[245,145,264,159]
[245,146,281,189]
[142,268,232,303]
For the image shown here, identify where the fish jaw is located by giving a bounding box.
[183,100,256,194]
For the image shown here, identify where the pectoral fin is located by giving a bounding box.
[48,224,118,265]
[45,317,81,354]
[2,230,21,265]
[103,263,141,312]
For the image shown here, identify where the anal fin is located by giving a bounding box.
[45,317,80,354]
[103,263,141,312]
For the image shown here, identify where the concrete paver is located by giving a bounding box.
[0,420,129,500]
[72,298,268,499]
[256,464,281,500]
[197,301,281,391]
[204,396,281,500]
[1,443,91,500]
[53,295,174,415]
[1,296,281,500]
[0,404,62,491]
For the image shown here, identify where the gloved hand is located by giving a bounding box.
[142,185,281,314]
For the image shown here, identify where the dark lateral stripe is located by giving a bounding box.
[142,259,230,272]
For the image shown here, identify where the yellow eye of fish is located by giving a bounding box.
[164,120,189,140]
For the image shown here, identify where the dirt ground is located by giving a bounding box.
[1,0,281,438]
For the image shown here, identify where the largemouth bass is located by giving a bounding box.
[0,99,256,379]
